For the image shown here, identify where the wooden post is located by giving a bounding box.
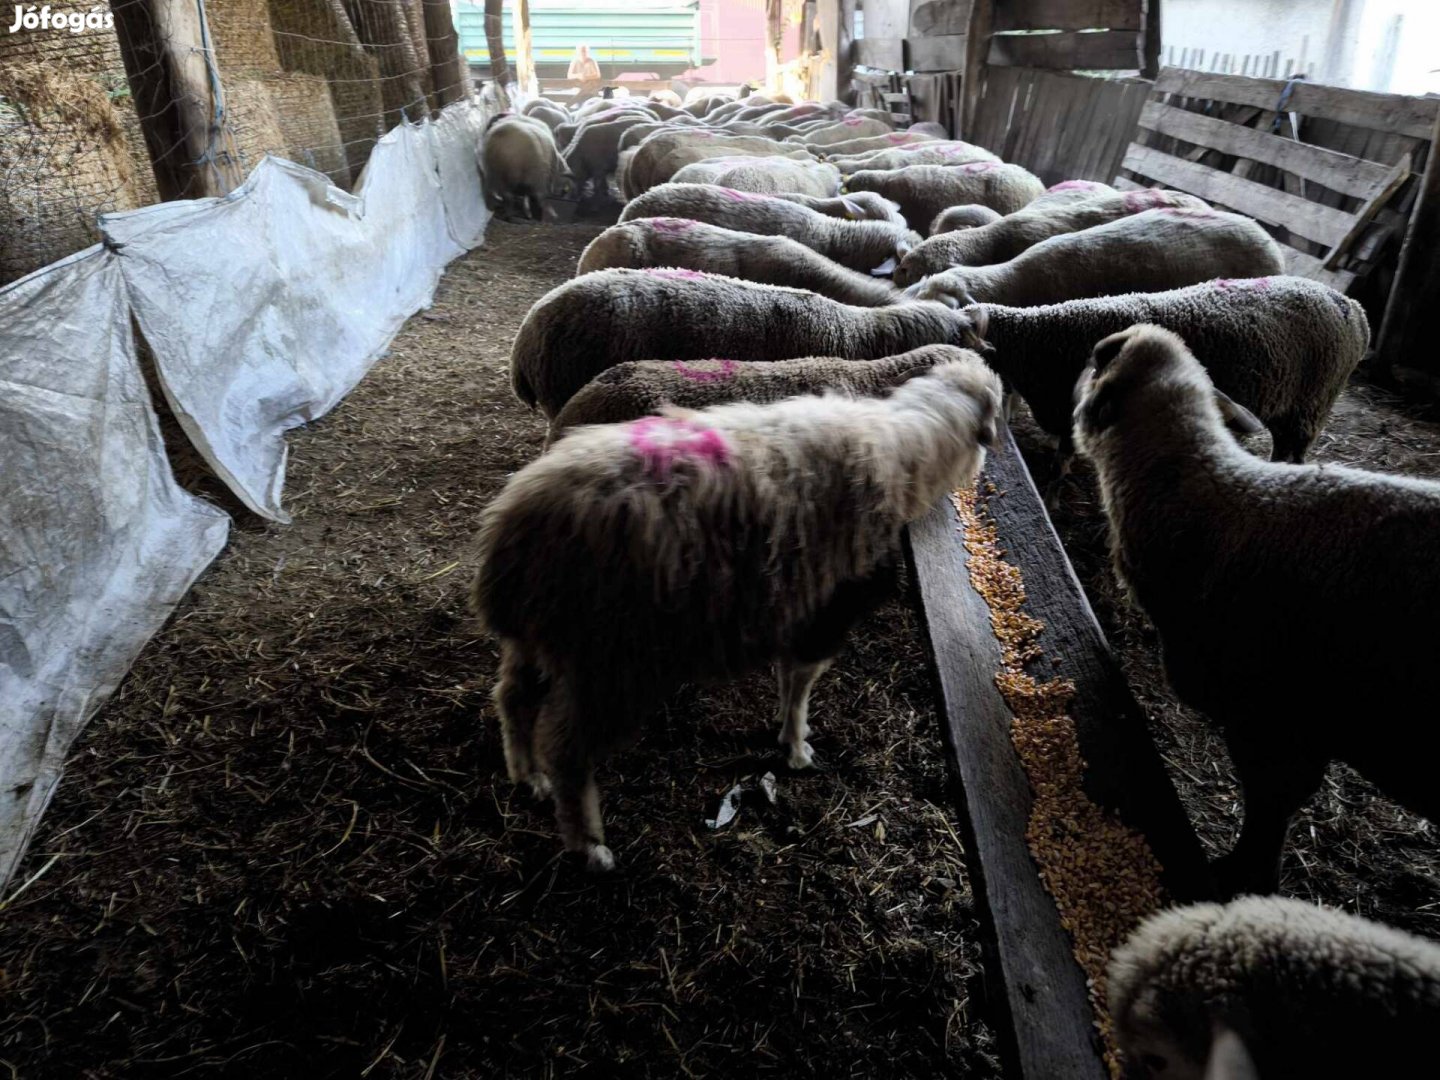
[423,0,469,107]
[765,0,784,96]
[1142,0,1162,79]
[109,0,244,200]
[485,0,511,105]
[514,0,537,99]
[836,0,857,104]
[1376,112,1440,388]
[963,0,995,138]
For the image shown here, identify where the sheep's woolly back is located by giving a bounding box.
[844,162,1044,231]
[511,268,967,416]
[1109,897,1440,1077]
[549,345,965,438]
[475,360,1000,693]
[929,203,1004,235]
[826,141,1000,172]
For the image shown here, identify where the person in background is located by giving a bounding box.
[569,43,603,102]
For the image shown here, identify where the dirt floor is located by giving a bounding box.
[0,221,1003,1079]
[1012,381,1440,940]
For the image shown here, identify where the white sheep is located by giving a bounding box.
[894,187,1209,285]
[787,131,940,157]
[843,161,1045,232]
[473,358,1002,869]
[825,141,1001,173]
[1074,324,1440,896]
[550,345,962,439]
[480,115,567,221]
[576,218,901,306]
[561,114,655,198]
[670,155,843,197]
[958,275,1368,464]
[510,268,965,417]
[794,116,896,144]
[1109,895,1440,1080]
[780,190,908,225]
[929,204,1004,234]
[625,130,816,197]
[905,207,1285,308]
[620,183,921,275]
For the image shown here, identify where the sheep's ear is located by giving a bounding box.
[870,257,898,277]
[895,237,914,258]
[1213,389,1265,436]
[840,196,866,219]
[1204,1023,1260,1080]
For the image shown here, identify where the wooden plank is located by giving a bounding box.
[1141,0,1160,78]
[854,36,906,71]
[1112,174,1148,190]
[1322,152,1411,268]
[993,0,1143,33]
[1154,67,1440,140]
[836,0,858,103]
[962,0,994,136]
[1377,107,1440,379]
[906,33,967,72]
[988,29,1141,70]
[1122,142,1357,247]
[1139,100,1396,199]
[907,425,1211,1080]
[1279,245,1357,291]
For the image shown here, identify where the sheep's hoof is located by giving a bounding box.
[586,844,617,873]
[786,741,816,770]
[527,773,553,800]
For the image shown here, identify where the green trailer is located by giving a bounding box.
[454,1,712,80]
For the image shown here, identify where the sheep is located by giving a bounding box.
[510,268,967,417]
[797,117,895,144]
[894,187,1210,285]
[957,275,1368,465]
[474,357,1003,870]
[649,89,683,108]
[793,131,941,156]
[625,130,816,196]
[480,115,567,221]
[844,162,1045,232]
[670,155,842,197]
[906,121,949,138]
[1073,324,1440,897]
[929,204,1004,234]
[523,101,569,133]
[549,345,961,438]
[1109,896,1440,1080]
[826,141,1001,173]
[561,114,654,197]
[906,207,1285,309]
[779,190,907,225]
[576,218,902,307]
[620,184,921,274]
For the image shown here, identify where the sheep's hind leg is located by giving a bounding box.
[535,689,614,871]
[493,642,551,798]
[1212,733,1326,898]
[775,659,833,769]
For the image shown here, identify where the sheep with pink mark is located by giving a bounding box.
[473,355,1003,870]
[825,141,1001,173]
[549,344,967,439]
[576,218,902,307]
[786,130,941,157]
[894,186,1210,286]
[510,268,969,418]
[620,183,921,273]
[624,130,818,197]
[669,154,843,197]
[842,161,1045,233]
[905,206,1285,309]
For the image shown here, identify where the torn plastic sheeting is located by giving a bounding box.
[431,99,492,249]
[104,119,466,523]
[0,247,230,887]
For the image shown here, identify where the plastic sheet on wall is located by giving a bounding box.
[105,118,469,522]
[431,100,493,249]
[0,247,231,886]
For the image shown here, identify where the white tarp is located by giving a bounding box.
[105,117,472,522]
[431,100,492,249]
[0,247,231,885]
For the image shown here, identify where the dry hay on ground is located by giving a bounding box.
[0,221,1001,1079]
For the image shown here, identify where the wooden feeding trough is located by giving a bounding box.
[907,426,1211,1080]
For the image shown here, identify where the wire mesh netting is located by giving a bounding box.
[0,0,470,286]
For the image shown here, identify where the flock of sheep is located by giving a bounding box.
[474,89,1440,1078]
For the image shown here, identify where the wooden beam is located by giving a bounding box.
[1278,245,1356,291]
[1138,101,1397,199]
[854,37,906,72]
[109,0,244,199]
[963,0,995,137]
[993,0,1144,33]
[1154,67,1440,140]
[906,34,968,73]
[765,0,784,93]
[908,425,1210,1080]
[1321,152,1409,267]
[513,0,536,98]
[422,0,468,107]
[988,30,1140,70]
[484,0,510,101]
[836,0,858,103]
[1121,142,1357,247]
[1141,0,1161,79]
[1377,107,1440,379]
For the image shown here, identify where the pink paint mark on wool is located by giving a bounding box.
[1159,205,1219,220]
[844,116,864,126]
[961,160,999,173]
[629,416,732,478]
[1047,180,1103,193]
[718,186,763,202]
[885,132,913,144]
[1214,277,1273,293]
[644,268,707,281]
[650,217,697,233]
[673,359,738,382]
[1121,188,1175,214]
